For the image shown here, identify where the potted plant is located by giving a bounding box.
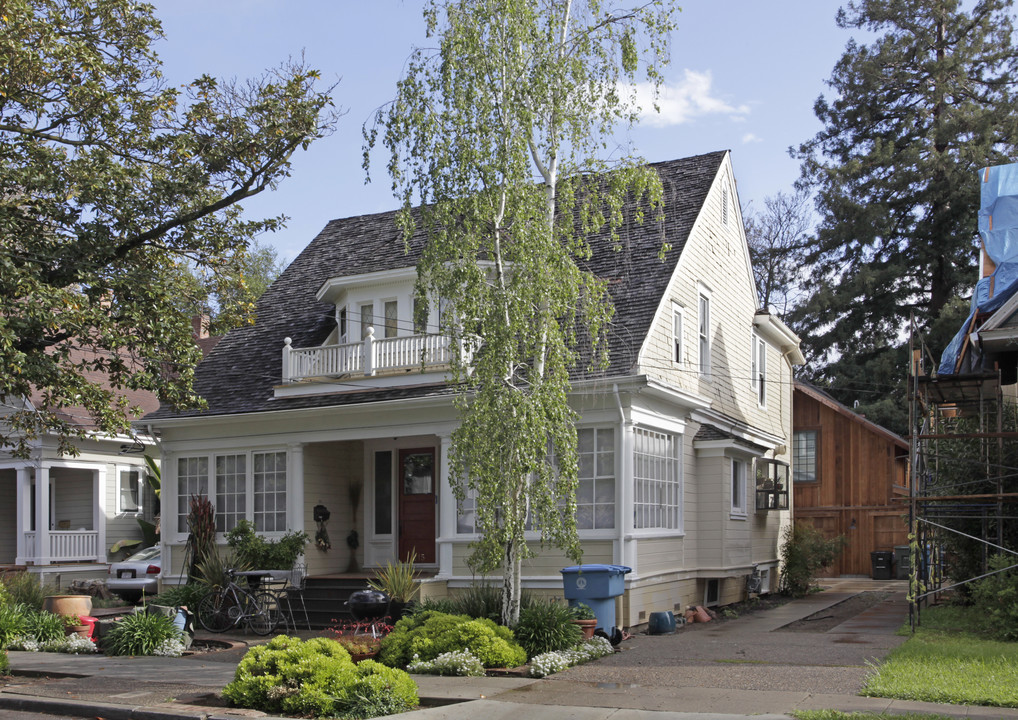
[62,614,90,638]
[332,634,382,662]
[570,603,597,640]
[366,551,420,621]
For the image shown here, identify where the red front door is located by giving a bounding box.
[398,448,436,563]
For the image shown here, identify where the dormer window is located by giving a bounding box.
[384,300,398,338]
[338,307,347,343]
[360,303,374,339]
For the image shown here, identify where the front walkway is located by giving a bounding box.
[2,579,1015,720]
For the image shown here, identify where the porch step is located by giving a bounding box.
[292,577,372,630]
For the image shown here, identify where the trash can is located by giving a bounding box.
[870,550,893,580]
[893,545,910,580]
[560,564,631,632]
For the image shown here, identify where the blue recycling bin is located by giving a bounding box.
[560,564,631,632]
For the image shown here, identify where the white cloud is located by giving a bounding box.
[632,70,750,128]
[742,133,762,144]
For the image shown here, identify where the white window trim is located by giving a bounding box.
[632,425,684,536]
[173,449,289,542]
[116,466,143,515]
[672,303,684,366]
[731,458,747,518]
[382,298,399,339]
[752,333,767,408]
[698,286,712,378]
[359,302,375,339]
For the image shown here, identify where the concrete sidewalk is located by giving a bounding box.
[2,579,1015,720]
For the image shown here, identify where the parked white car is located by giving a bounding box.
[106,546,160,602]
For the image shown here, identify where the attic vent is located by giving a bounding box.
[721,184,730,226]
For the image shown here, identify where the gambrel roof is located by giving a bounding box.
[147,151,727,420]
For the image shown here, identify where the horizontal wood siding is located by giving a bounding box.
[303,441,364,576]
[451,540,613,577]
[52,469,93,531]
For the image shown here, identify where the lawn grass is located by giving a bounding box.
[794,712,955,720]
[860,604,1018,707]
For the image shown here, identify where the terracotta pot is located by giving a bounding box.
[572,618,597,640]
[42,595,92,618]
[64,625,90,638]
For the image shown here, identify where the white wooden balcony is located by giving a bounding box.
[282,327,465,384]
[23,531,100,563]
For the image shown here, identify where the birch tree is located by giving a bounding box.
[366,0,676,625]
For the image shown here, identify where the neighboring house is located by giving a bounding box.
[145,151,804,626]
[792,381,909,577]
[0,318,219,581]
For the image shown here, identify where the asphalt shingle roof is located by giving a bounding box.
[147,151,726,420]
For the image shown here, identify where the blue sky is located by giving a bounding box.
[151,1,856,262]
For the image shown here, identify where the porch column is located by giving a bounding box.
[437,434,455,579]
[15,465,30,564]
[94,466,107,563]
[288,443,305,533]
[35,462,51,565]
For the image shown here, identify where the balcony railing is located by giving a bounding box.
[282,328,463,383]
[24,531,100,563]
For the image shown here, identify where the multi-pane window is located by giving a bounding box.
[119,469,141,514]
[457,489,478,534]
[793,430,819,483]
[731,459,746,515]
[672,305,683,364]
[360,303,374,339]
[215,454,247,532]
[176,456,209,533]
[175,452,287,535]
[577,428,615,530]
[384,300,398,338]
[633,428,681,530]
[253,451,287,532]
[698,293,711,376]
[752,334,767,407]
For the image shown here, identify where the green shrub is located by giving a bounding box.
[103,612,181,656]
[0,603,30,646]
[24,610,65,643]
[453,584,502,622]
[147,583,207,610]
[379,610,526,669]
[225,519,309,570]
[779,522,846,598]
[1,572,50,610]
[0,649,8,675]
[223,635,418,718]
[513,600,583,659]
[970,553,1018,641]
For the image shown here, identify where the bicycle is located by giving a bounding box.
[196,569,280,635]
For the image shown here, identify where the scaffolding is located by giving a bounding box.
[907,317,1018,630]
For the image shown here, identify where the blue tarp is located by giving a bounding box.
[939,163,1018,374]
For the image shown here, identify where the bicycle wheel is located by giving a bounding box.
[197,590,234,633]
[253,590,283,634]
[245,591,277,636]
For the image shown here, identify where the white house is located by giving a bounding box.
[145,151,804,625]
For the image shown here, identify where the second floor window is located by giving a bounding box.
[698,293,711,376]
[793,430,819,483]
[672,305,683,364]
[752,334,767,407]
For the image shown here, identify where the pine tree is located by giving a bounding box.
[792,0,1018,432]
